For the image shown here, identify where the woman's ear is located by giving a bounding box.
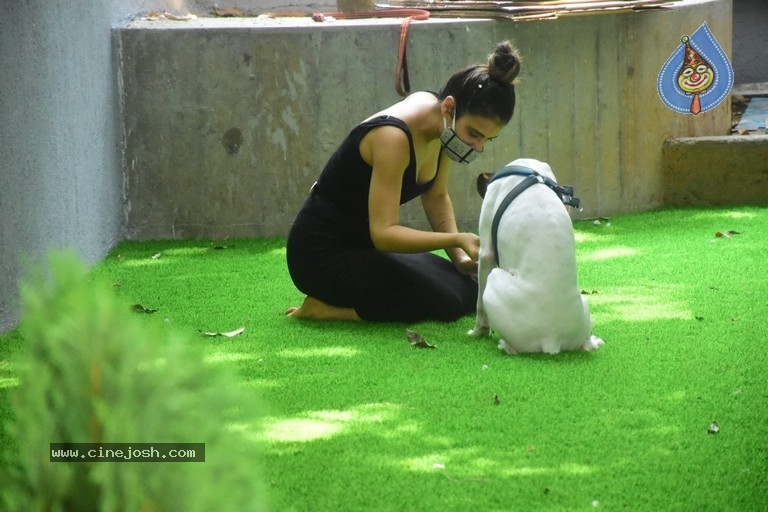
[440,96,455,117]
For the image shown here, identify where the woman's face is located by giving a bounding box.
[454,114,505,154]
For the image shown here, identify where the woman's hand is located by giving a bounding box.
[450,232,480,281]
[454,255,478,281]
[455,232,480,261]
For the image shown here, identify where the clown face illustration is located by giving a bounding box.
[678,61,714,94]
[676,36,715,115]
[657,23,733,116]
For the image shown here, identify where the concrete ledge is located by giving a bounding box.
[663,135,768,206]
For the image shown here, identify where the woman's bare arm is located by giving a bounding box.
[364,126,467,254]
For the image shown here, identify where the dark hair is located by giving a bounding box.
[437,41,521,124]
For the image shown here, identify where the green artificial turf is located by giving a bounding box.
[2,206,767,511]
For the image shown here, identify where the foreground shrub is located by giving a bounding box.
[1,251,268,511]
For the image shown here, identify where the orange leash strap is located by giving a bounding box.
[313,8,430,97]
[394,10,430,97]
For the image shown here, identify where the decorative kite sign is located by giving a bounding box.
[657,22,733,116]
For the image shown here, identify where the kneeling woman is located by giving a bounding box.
[286,41,521,322]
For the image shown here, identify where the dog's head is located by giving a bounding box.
[476,173,493,199]
[475,159,580,210]
[477,159,556,200]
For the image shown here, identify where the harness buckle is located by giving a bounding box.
[552,184,582,211]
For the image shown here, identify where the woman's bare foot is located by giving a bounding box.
[285,296,360,321]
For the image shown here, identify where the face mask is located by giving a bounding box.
[439,110,479,164]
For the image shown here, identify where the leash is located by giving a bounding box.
[312,8,430,97]
[394,10,430,97]
[488,165,582,265]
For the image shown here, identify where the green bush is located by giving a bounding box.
[1,251,268,512]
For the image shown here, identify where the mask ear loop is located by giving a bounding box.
[441,108,456,132]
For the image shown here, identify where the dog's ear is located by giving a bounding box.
[476,173,493,199]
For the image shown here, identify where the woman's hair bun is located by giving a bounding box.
[487,41,521,85]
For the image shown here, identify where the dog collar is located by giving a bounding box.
[488,164,539,184]
[489,164,581,210]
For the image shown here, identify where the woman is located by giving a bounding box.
[286,41,521,322]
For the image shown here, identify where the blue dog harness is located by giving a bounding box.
[488,165,582,265]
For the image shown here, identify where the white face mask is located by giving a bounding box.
[439,110,479,164]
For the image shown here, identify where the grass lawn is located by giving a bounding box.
[1,206,767,511]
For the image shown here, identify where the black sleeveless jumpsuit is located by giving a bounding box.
[286,115,477,323]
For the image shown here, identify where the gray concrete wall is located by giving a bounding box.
[0,0,215,332]
[0,1,126,332]
[0,1,322,333]
[119,0,733,241]
[663,135,768,206]
[733,0,768,85]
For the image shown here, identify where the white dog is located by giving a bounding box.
[468,158,604,355]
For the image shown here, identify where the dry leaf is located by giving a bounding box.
[201,321,249,338]
[264,11,311,17]
[141,10,163,20]
[142,10,197,21]
[406,329,436,349]
[162,10,196,21]
[715,230,741,238]
[131,303,157,313]
[212,7,244,17]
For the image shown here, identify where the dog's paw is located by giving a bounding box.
[497,339,519,355]
[581,335,605,352]
[541,340,562,355]
[468,326,491,337]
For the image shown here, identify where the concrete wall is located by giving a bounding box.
[0,0,216,332]
[0,2,126,332]
[733,0,768,85]
[119,0,732,241]
[663,135,768,206]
